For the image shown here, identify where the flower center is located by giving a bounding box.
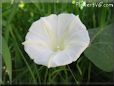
[52,35,66,52]
[53,45,64,52]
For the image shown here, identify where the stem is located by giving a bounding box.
[67,65,79,84]
[44,68,48,84]
[87,62,91,82]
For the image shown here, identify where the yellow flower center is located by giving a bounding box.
[53,45,64,52]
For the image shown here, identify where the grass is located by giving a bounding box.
[2,1,114,85]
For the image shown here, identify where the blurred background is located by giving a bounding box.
[2,0,114,85]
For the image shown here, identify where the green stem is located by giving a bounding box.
[87,62,91,82]
[44,68,48,84]
[34,64,41,84]
[67,65,79,84]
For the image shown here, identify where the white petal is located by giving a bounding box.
[65,30,90,45]
[57,13,76,40]
[64,15,90,49]
[24,43,54,66]
[41,14,58,34]
[48,44,88,67]
[69,44,89,61]
[40,14,58,47]
[64,15,90,61]
[28,19,48,37]
[25,31,49,43]
[49,48,76,67]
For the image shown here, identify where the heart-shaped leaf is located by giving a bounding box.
[84,23,114,72]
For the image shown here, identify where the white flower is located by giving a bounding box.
[22,13,90,68]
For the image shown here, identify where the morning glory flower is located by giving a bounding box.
[22,13,90,68]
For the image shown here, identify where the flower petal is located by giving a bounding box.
[41,14,58,34]
[49,48,76,67]
[60,14,90,45]
[24,43,54,66]
[57,13,76,39]
[48,44,88,67]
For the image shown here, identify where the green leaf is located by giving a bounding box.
[84,23,114,72]
[2,37,12,82]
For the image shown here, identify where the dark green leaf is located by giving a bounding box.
[84,23,114,72]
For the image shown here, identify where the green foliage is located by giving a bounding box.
[2,37,12,82]
[84,24,114,72]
